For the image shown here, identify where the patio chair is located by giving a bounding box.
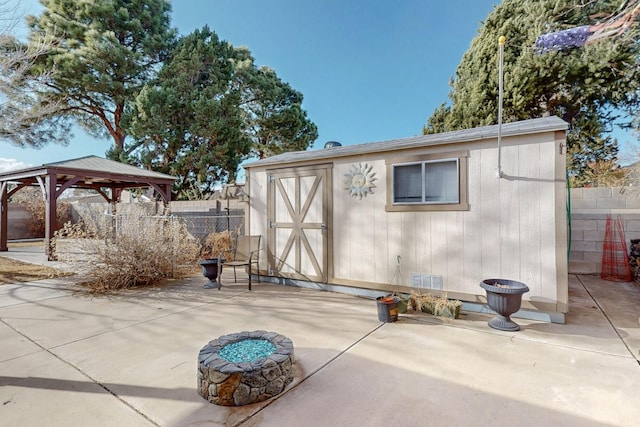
[225,235,261,290]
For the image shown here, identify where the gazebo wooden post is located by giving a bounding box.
[45,174,57,260]
[0,182,8,252]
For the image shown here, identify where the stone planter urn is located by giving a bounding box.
[479,279,529,331]
[199,258,225,289]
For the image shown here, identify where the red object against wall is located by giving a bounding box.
[601,215,632,282]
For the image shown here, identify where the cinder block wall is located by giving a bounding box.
[569,187,640,274]
[7,203,40,240]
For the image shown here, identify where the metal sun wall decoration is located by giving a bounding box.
[344,163,377,199]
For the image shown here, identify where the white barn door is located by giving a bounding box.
[267,165,330,282]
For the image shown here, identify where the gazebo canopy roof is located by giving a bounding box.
[0,155,176,189]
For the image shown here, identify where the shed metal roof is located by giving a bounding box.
[245,116,568,168]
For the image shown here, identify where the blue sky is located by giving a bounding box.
[1,0,636,172]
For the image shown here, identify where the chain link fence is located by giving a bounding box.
[102,213,245,246]
[71,202,246,243]
[169,212,245,242]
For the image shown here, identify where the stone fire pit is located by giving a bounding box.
[197,330,295,406]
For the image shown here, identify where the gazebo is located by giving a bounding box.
[0,156,176,259]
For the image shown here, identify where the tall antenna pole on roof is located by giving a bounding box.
[496,35,505,179]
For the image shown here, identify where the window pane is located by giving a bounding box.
[424,160,458,203]
[394,164,422,203]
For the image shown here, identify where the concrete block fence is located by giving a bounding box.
[6,203,41,240]
[569,187,640,274]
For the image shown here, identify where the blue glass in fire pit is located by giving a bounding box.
[218,339,275,363]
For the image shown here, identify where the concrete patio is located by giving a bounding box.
[1,245,639,426]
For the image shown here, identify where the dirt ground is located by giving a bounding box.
[0,243,71,285]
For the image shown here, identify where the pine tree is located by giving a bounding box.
[424,0,640,185]
[234,58,318,159]
[126,27,318,198]
[126,26,249,197]
[24,0,176,153]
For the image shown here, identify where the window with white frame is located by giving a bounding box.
[386,151,468,212]
[393,158,459,204]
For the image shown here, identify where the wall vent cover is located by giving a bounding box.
[411,273,443,290]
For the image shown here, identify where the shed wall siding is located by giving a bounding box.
[248,169,269,272]
[247,129,567,312]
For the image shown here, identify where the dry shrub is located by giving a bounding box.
[55,215,200,292]
[56,202,72,229]
[55,220,99,239]
[71,203,119,237]
[408,291,462,319]
[408,291,438,312]
[51,220,101,261]
[201,230,234,260]
[11,186,72,235]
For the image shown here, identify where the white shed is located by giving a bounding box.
[244,116,569,323]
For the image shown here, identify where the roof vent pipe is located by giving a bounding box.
[324,141,342,148]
